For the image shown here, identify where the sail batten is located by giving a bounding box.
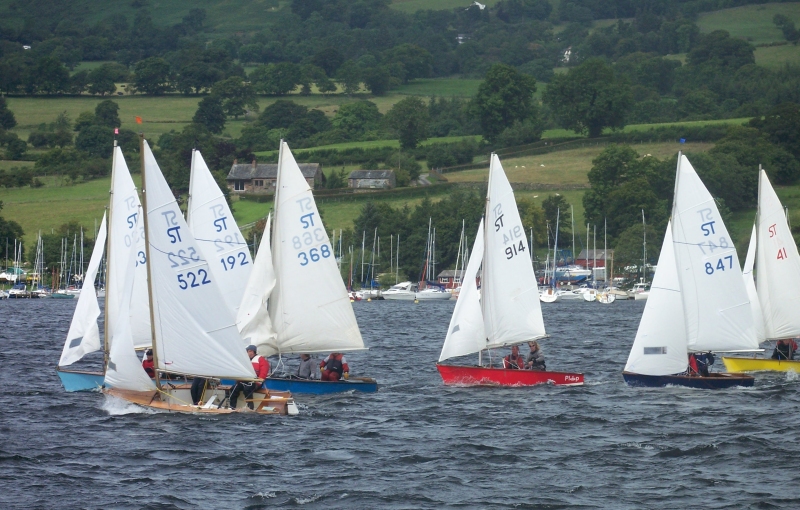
[756,169,800,339]
[267,142,364,356]
[141,141,254,379]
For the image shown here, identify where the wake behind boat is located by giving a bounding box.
[436,154,584,387]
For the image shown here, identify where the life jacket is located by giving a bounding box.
[142,359,155,378]
[688,354,699,375]
[325,355,344,374]
[251,355,269,378]
[505,354,523,369]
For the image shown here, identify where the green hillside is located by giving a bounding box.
[697,3,800,44]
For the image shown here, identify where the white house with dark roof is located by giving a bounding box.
[226,160,322,194]
[348,170,396,189]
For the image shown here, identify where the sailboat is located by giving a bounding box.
[623,154,757,388]
[596,219,616,304]
[56,143,152,391]
[236,141,377,395]
[103,137,297,414]
[436,154,584,387]
[722,168,800,372]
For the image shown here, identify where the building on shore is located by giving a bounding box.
[226,160,322,194]
[348,170,396,190]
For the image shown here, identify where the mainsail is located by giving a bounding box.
[439,219,485,362]
[59,213,107,366]
[743,224,766,343]
[483,154,546,348]
[267,141,363,355]
[671,154,756,352]
[756,169,800,339]
[187,150,252,314]
[624,222,688,375]
[237,213,277,350]
[141,141,255,379]
[106,146,150,350]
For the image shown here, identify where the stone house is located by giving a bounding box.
[348,170,396,190]
[226,160,322,194]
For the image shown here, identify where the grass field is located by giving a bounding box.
[390,0,499,13]
[390,79,483,97]
[696,3,800,44]
[755,44,800,69]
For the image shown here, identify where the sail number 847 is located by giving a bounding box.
[705,255,733,275]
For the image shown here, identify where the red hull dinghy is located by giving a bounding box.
[437,364,583,386]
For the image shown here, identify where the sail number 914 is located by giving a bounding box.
[298,245,332,266]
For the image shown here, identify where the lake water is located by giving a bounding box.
[1,298,799,509]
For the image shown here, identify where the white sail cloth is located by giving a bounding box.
[187,150,252,314]
[267,141,364,355]
[106,146,150,350]
[439,219,486,362]
[483,154,546,348]
[142,141,255,379]
[104,222,156,392]
[237,213,277,349]
[625,222,688,375]
[756,169,800,340]
[59,213,107,366]
[671,154,757,352]
[743,224,766,343]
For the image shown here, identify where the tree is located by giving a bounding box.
[687,30,755,70]
[751,102,800,161]
[175,62,223,95]
[94,100,121,128]
[211,76,259,118]
[76,125,113,158]
[541,194,571,241]
[0,202,25,251]
[473,63,538,143]
[250,62,301,95]
[0,97,16,130]
[5,137,27,160]
[385,97,429,149]
[336,60,362,95]
[384,44,433,83]
[362,65,392,96]
[193,96,226,134]
[614,223,661,275]
[133,57,172,95]
[332,101,382,138]
[311,48,344,77]
[31,56,70,94]
[256,100,309,130]
[543,59,633,138]
[87,65,118,95]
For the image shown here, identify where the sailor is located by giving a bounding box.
[688,352,714,377]
[771,338,798,360]
[320,353,349,381]
[229,345,270,409]
[503,346,524,369]
[141,349,155,378]
[297,353,319,380]
[525,341,546,371]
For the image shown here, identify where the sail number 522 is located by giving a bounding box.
[705,255,733,275]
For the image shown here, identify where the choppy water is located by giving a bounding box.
[1,298,799,509]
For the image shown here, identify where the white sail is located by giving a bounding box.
[237,213,277,350]
[268,141,363,355]
[106,146,150,350]
[187,150,252,314]
[439,219,486,362]
[59,213,107,366]
[483,154,546,348]
[104,227,156,392]
[743,224,766,343]
[142,141,255,379]
[671,154,756,352]
[625,222,688,375]
[756,169,800,339]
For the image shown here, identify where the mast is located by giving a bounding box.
[390,234,393,283]
[604,218,607,287]
[370,228,377,290]
[187,149,196,224]
[360,231,365,286]
[642,209,647,283]
[480,154,494,365]
[103,141,116,368]
[454,221,463,289]
[553,209,560,286]
[139,134,162,391]
[571,204,575,265]
[593,225,596,287]
[396,234,399,284]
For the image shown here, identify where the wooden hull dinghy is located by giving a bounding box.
[437,364,583,386]
[721,357,800,373]
[103,385,298,415]
[56,367,105,392]
[622,371,754,389]
[622,154,762,389]
[437,155,584,387]
[264,376,378,394]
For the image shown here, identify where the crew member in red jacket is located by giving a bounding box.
[141,349,155,378]
[229,345,270,409]
[320,353,349,381]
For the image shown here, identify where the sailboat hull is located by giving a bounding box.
[436,364,584,386]
[622,371,754,388]
[264,376,378,394]
[721,357,800,373]
[103,386,297,415]
[56,367,104,392]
